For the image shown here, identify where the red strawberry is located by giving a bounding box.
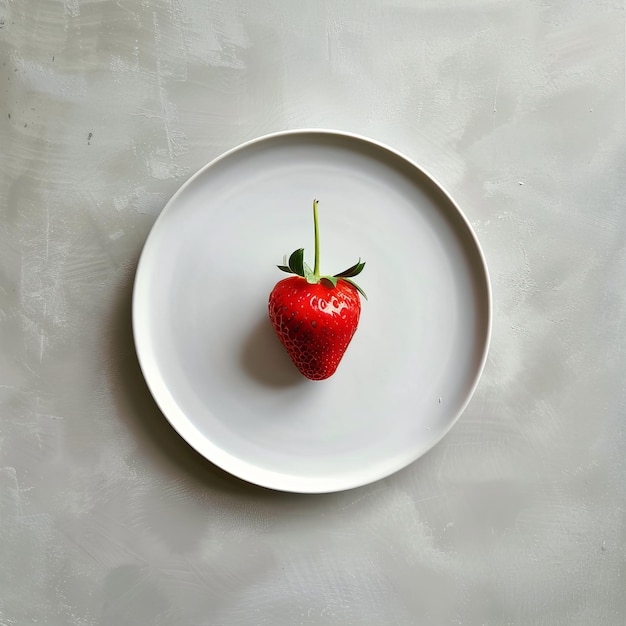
[268,200,366,380]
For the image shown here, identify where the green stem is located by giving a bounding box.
[313,199,320,277]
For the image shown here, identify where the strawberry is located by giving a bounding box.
[268,200,366,380]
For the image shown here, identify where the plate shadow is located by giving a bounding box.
[106,266,285,498]
[240,315,306,388]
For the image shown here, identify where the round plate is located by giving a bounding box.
[132,130,491,493]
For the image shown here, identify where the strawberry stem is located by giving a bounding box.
[276,199,367,299]
[313,199,320,278]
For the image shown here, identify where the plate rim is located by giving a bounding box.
[132,128,493,493]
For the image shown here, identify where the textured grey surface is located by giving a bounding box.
[1,1,625,624]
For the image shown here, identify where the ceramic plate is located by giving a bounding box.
[132,130,491,493]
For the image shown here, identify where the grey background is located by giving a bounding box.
[1,1,624,624]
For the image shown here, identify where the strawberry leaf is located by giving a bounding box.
[304,262,316,283]
[321,276,338,288]
[277,265,293,273]
[288,248,306,277]
[335,259,366,278]
[342,278,368,300]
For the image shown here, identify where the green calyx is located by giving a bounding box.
[277,199,367,300]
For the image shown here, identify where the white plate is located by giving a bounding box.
[132,130,491,493]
